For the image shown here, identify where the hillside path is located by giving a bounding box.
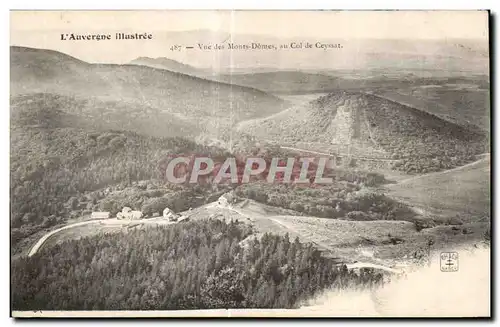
[227,205,403,274]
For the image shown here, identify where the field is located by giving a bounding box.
[185,198,489,270]
[271,215,489,264]
[384,155,490,221]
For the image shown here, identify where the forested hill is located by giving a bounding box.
[12,219,384,310]
[10,115,232,251]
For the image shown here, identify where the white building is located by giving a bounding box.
[218,191,236,207]
[163,207,179,221]
[117,207,143,220]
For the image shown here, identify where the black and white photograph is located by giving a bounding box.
[9,10,491,317]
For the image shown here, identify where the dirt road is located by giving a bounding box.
[28,220,102,257]
[227,204,404,274]
[28,217,175,257]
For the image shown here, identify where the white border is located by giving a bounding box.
[3,1,499,10]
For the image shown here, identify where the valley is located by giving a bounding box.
[23,152,490,274]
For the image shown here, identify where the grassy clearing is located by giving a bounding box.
[384,156,490,222]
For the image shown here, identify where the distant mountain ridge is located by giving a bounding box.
[128,56,348,94]
[128,55,489,97]
[129,56,205,76]
[153,31,488,73]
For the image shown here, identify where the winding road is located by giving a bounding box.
[27,217,175,257]
[28,220,102,257]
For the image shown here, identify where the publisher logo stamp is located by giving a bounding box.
[440,252,459,272]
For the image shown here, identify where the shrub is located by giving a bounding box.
[346,211,371,221]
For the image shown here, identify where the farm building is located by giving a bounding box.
[163,207,179,221]
[117,207,143,220]
[91,212,110,219]
[218,191,236,207]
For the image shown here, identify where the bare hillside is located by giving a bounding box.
[11,46,288,140]
[385,155,490,220]
[129,56,205,76]
[239,91,487,173]
[10,93,201,138]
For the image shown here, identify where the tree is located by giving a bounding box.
[200,266,246,308]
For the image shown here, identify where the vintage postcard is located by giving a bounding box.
[10,10,491,318]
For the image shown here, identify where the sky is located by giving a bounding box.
[10,10,489,64]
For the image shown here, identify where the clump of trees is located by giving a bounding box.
[235,182,415,222]
[11,219,384,310]
[10,126,229,250]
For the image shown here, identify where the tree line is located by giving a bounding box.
[12,219,385,310]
